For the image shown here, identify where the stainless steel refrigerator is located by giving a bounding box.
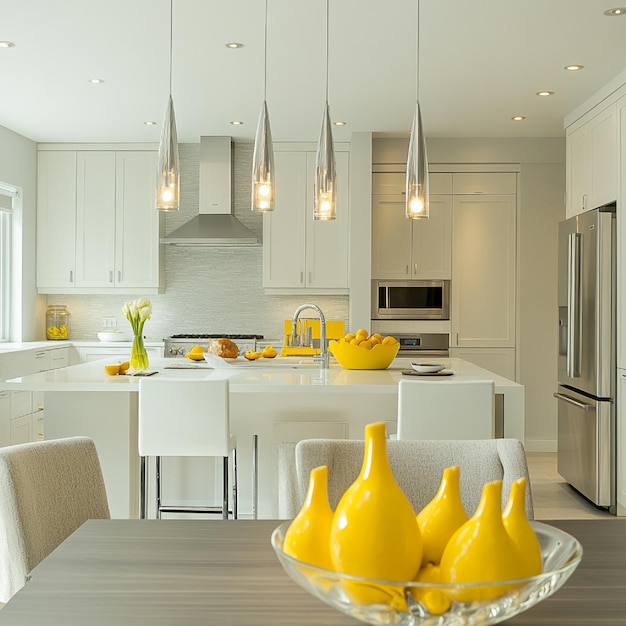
[555,206,616,513]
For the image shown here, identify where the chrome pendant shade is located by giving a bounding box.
[156,0,180,212]
[156,94,180,211]
[405,101,429,219]
[252,100,275,212]
[314,102,337,221]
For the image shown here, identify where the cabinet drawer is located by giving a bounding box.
[10,414,32,445]
[34,350,50,372]
[453,173,517,194]
[49,347,69,369]
[10,391,32,419]
[372,172,452,195]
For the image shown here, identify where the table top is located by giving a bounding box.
[0,518,624,625]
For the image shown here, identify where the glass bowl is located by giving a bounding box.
[328,340,400,370]
[271,521,582,626]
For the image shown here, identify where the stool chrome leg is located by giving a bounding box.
[156,455,162,520]
[232,447,238,519]
[222,456,229,520]
[252,434,259,519]
[140,455,147,519]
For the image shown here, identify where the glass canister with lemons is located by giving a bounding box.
[46,305,71,340]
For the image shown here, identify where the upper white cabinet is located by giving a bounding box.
[451,174,516,348]
[566,104,618,217]
[618,94,626,369]
[371,172,452,279]
[37,147,163,294]
[263,143,350,293]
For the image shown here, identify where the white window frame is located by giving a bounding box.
[0,183,18,343]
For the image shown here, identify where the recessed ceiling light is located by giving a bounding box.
[334,121,347,126]
[88,78,105,84]
[144,121,157,126]
[536,91,554,97]
[230,121,244,125]
[512,116,526,121]
[604,7,626,15]
[225,42,243,49]
[564,65,584,71]
[0,41,15,48]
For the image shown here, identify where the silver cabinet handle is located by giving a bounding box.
[109,270,113,283]
[405,265,409,275]
[69,270,73,283]
[118,270,121,282]
[553,392,592,410]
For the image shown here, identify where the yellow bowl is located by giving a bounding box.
[328,340,399,370]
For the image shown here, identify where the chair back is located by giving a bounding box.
[138,378,231,458]
[398,379,495,440]
[293,437,533,520]
[0,437,110,603]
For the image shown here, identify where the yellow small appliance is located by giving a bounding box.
[281,319,345,356]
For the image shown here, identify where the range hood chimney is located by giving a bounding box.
[162,136,260,247]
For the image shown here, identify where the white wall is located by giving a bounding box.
[0,124,44,341]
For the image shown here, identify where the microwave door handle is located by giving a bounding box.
[567,232,582,378]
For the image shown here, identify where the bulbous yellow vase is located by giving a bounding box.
[330,422,422,605]
[439,480,522,601]
[283,465,334,570]
[416,465,468,565]
[502,477,542,577]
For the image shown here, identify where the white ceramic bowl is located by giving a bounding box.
[97,331,131,342]
[411,362,445,374]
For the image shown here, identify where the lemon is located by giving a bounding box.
[382,335,398,345]
[189,345,204,354]
[104,363,120,376]
[344,333,356,342]
[355,328,369,340]
[118,361,130,375]
[349,338,362,346]
[262,345,278,358]
[359,340,373,350]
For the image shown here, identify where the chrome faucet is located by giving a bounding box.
[291,303,328,369]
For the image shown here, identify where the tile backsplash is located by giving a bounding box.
[48,141,349,342]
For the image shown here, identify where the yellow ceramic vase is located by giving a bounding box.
[330,422,422,605]
[502,477,542,577]
[283,465,334,570]
[416,465,468,566]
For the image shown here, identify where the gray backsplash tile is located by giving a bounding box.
[48,141,349,342]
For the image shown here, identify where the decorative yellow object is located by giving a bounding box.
[416,466,468,565]
[262,345,278,358]
[122,298,152,371]
[328,340,399,370]
[281,319,345,357]
[502,477,543,577]
[46,324,69,340]
[439,480,522,601]
[283,466,334,570]
[412,563,450,615]
[185,352,205,361]
[189,345,204,354]
[244,349,263,360]
[104,363,121,376]
[330,422,422,605]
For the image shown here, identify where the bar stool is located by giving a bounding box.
[138,378,237,519]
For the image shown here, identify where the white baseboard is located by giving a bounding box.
[522,439,557,453]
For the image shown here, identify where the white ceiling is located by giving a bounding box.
[1,0,626,144]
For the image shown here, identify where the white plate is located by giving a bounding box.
[97,331,132,342]
[410,362,445,374]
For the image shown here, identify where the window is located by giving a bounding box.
[0,184,16,343]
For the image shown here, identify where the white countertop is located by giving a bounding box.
[0,357,521,394]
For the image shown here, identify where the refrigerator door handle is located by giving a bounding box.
[567,232,582,378]
[553,391,592,411]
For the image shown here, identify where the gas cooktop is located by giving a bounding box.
[167,334,264,340]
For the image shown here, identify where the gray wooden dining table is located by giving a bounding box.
[0,518,624,625]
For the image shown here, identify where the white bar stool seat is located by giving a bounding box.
[138,378,237,519]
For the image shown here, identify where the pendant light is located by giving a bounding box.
[405,0,429,219]
[313,0,337,221]
[156,0,180,211]
[252,0,275,212]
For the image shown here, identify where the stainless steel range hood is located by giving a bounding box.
[162,136,260,247]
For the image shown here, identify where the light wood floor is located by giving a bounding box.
[527,451,614,520]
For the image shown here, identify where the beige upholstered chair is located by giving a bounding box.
[285,438,533,520]
[0,436,110,603]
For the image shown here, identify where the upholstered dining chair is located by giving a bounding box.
[138,378,238,520]
[285,437,533,520]
[0,436,110,603]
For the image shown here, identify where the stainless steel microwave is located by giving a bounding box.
[371,280,450,320]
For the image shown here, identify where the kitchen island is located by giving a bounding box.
[0,357,523,519]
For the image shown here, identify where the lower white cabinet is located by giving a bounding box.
[10,414,33,445]
[618,370,626,516]
[0,391,10,447]
[76,345,163,363]
[449,347,516,380]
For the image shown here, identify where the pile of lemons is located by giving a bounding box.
[336,328,398,350]
[244,345,278,360]
[47,324,69,340]
[103,361,130,376]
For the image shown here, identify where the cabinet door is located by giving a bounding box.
[589,105,618,210]
[10,414,32,445]
[115,152,160,289]
[618,97,626,370]
[452,194,516,347]
[566,123,590,217]
[263,152,307,289]
[36,151,77,290]
[411,194,452,279]
[0,391,10,447]
[305,151,350,289]
[618,370,626,515]
[449,347,516,380]
[371,194,411,279]
[75,151,116,288]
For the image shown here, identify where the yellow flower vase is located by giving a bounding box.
[130,334,149,371]
[330,422,423,606]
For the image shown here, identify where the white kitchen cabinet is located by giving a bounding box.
[371,172,452,280]
[451,191,516,348]
[618,95,626,370]
[10,414,32,445]
[0,391,10,447]
[76,344,163,363]
[263,144,350,293]
[617,370,626,516]
[449,347,515,380]
[566,104,618,218]
[37,148,162,294]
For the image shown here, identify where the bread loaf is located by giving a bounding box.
[207,338,239,359]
